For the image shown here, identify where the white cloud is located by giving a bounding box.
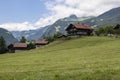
[45,0,120,16]
[35,0,120,28]
[0,22,36,31]
[0,0,120,31]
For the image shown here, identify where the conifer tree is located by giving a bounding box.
[20,36,26,43]
[0,36,6,53]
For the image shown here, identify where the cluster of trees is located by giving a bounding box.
[95,25,120,36]
[44,32,70,42]
[44,32,63,42]
[20,36,36,49]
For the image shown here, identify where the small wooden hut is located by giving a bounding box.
[35,40,49,47]
[13,43,28,52]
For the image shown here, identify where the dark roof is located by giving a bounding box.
[73,24,93,30]
[35,40,49,45]
[14,43,27,48]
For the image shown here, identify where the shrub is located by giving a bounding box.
[95,26,114,36]
[45,36,55,42]
[27,42,36,49]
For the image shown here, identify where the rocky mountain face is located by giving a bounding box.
[0,28,18,45]
[12,26,49,41]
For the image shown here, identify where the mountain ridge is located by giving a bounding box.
[12,16,93,40]
[0,28,18,45]
[11,7,120,40]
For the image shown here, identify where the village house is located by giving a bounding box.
[35,40,49,47]
[66,23,93,36]
[13,43,28,52]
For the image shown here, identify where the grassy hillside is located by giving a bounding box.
[0,37,120,80]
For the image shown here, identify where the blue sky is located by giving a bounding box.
[0,0,120,31]
[0,0,47,23]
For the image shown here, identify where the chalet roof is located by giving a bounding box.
[73,24,93,30]
[35,40,49,45]
[14,43,27,48]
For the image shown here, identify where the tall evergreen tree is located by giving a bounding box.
[20,36,26,43]
[0,36,6,54]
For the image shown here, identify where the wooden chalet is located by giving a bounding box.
[13,43,28,50]
[66,23,93,36]
[35,40,49,47]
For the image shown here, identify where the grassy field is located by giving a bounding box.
[0,36,120,80]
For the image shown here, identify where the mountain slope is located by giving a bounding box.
[11,7,120,40]
[41,7,120,38]
[0,37,120,80]
[41,15,94,38]
[0,28,18,45]
[82,7,120,27]
[12,26,49,41]
[12,15,93,40]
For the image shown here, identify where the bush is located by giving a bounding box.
[27,42,36,49]
[45,36,55,42]
[95,26,114,36]
[45,32,64,42]
[66,36,71,40]
[53,32,63,39]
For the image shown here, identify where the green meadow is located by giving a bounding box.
[0,36,120,80]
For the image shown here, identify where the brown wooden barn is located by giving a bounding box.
[66,23,93,36]
[13,43,28,52]
[35,40,49,47]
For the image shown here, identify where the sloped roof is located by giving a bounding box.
[14,43,27,48]
[35,40,48,45]
[73,24,93,30]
